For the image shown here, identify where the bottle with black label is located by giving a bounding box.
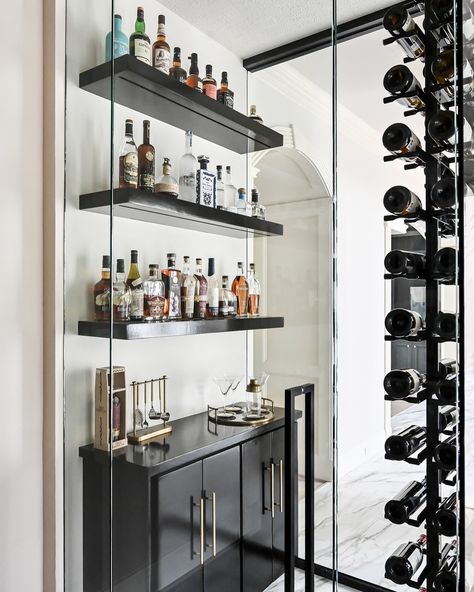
[384,186,423,215]
[434,433,457,470]
[217,71,234,108]
[433,492,457,536]
[431,177,456,209]
[382,123,421,160]
[434,312,457,340]
[186,53,203,92]
[436,374,457,405]
[433,247,457,278]
[383,64,425,110]
[384,250,426,276]
[384,369,426,399]
[385,308,425,338]
[129,6,151,65]
[138,120,155,191]
[384,478,427,524]
[385,534,427,585]
[385,425,426,461]
[169,47,187,82]
[126,250,144,321]
[196,156,216,208]
[383,7,425,61]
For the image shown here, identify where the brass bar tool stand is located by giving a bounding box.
[128,375,172,444]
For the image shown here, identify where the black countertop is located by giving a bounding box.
[80,407,293,478]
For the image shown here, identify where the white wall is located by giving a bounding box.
[0,0,43,590]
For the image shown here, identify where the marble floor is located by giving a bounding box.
[267,402,474,592]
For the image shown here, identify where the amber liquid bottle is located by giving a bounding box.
[152,14,170,74]
[161,253,182,319]
[138,120,155,191]
[232,261,249,316]
[169,47,187,82]
[202,64,217,99]
[94,255,111,321]
[186,53,203,92]
[217,71,234,108]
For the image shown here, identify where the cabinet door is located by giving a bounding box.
[204,541,240,592]
[271,427,286,581]
[242,433,273,592]
[153,462,204,592]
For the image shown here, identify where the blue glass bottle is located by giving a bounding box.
[105,14,128,61]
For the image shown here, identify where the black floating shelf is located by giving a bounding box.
[79,55,283,155]
[78,316,284,340]
[79,188,283,239]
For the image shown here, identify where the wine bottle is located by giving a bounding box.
[434,433,457,470]
[384,186,422,216]
[383,7,425,61]
[439,358,458,379]
[434,543,458,592]
[431,177,455,209]
[384,250,425,276]
[384,369,425,399]
[434,312,457,340]
[385,534,427,585]
[439,405,458,431]
[385,308,424,338]
[383,64,425,110]
[382,123,421,160]
[384,478,427,524]
[385,425,426,461]
[428,110,473,146]
[432,48,474,102]
[436,375,457,405]
[433,493,457,537]
[433,247,456,277]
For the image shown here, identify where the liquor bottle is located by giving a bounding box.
[138,120,155,191]
[433,247,456,278]
[384,478,427,524]
[249,104,263,123]
[383,65,425,111]
[432,49,474,101]
[385,309,424,338]
[94,255,111,321]
[105,14,128,61]
[152,14,170,74]
[434,433,457,470]
[218,276,230,317]
[193,258,208,319]
[434,543,458,592]
[236,188,251,216]
[129,6,151,65]
[384,186,422,216]
[224,166,238,212]
[382,123,421,159]
[385,425,426,461]
[207,258,219,317]
[384,250,426,277]
[143,264,165,321]
[112,258,131,321]
[232,262,249,317]
[126,250,144,321]
[196,156,216,208]
[223,275,237,316]
[161,253,181,320]
[202,65,217,99]
[382,7,425,61]
[385,535,427,585]
[216,165,225,208]
[436,374,457,405]
[180,256,196,319]
[439,405,458,432]
[155,158,179,197]
[169,47,187,82]
[186,53,203,92]
[433,493,457,536]
[178,131,197,203]
[217,71,234,108]
[251,188,266,219]
[248,263,261,317]
[112,393,121,440]
[431,177,455,209]
[384,369,426,399]
[119,119,138,188]
[434,312,457,340]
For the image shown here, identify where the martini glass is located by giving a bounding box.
[226,375,244,414]
[213,376,235,419]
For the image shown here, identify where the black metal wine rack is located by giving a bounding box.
[382,1,464,591]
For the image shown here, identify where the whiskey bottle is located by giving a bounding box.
[217,72,234,108]
[105,14,128,62]
[218,276,230,317]
[385,425,427,461]
[155,158,179,197]
[384,250,425,276]
[126,250,144,321]
[251,188,266,219]
[232,262,249,317]
[434,433,457,470]
[94,255,111,321]
[434,312,457,340]
[178,131,197,202]
[186,53,203,92]
[249,104,263,122]
[138,120,155,191]
[431,177,455,209]
[193,258,208,319]
[433,492,457,536]
[112,258,131,321]
[384,186,422,216]
[383,65,425,110]
[248,263,261,317]
[216,165,225,208]
[382,123,421,159]
[196,156,216,208]
[207,258,219,317]
[385,308,424,338]
[384,478,427,524]
[383,7,425,61]
[119,119,138,188]
[224,166,238,212]
[433,247,457,277]
[143,264,165,321]
[169,47,187,82]
[129,6,151,65]
[236,188,251,216]
[180,256,196,319]
[162,253,181,320]
[202,65,217,100]
[385,535,427,584]
[384,369,426,399]
[152,14,170,74]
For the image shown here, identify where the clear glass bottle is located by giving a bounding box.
[152,14,170,74]
[180,256,196,319]
[126,250,144,321]
[94,255,111,321]
[224,166,237,212]
[179,131,197,202]
[143,264,165,321]
[119,119,138,188]
[207,258,219,318]
[236,187,252,216]
[218,276,230,317]
[196,156,216,208]
[161,253,181,320]
[193,258,208,319]
[105,14,128,62]
[251,188,266,219]
[247,263,261,317]
[232,261,249,317]
[129,6,151,65]
[155,158,179,197]
[216,165,225,208]
[112,258,131,321]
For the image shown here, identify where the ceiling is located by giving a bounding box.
[159,0,398,59]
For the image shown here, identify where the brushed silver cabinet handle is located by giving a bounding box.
[271,462,275,519]
[193,497,205,565]
[276,459,283,513]
[205,492,217,557]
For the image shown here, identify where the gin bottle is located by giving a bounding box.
[178,131,197,202]
[216,165,225,208]
[236,187,252,216]
[112,258,131,321]
[224,166,237,212]
[180,256,196,319]
[247,263,261,317]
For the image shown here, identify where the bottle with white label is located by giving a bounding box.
[206,258,219,318]
[152,14,170,74]
[126,250,144,321]
[180,256,196,319]
[119,119,138,188]
[129,7,151,65]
